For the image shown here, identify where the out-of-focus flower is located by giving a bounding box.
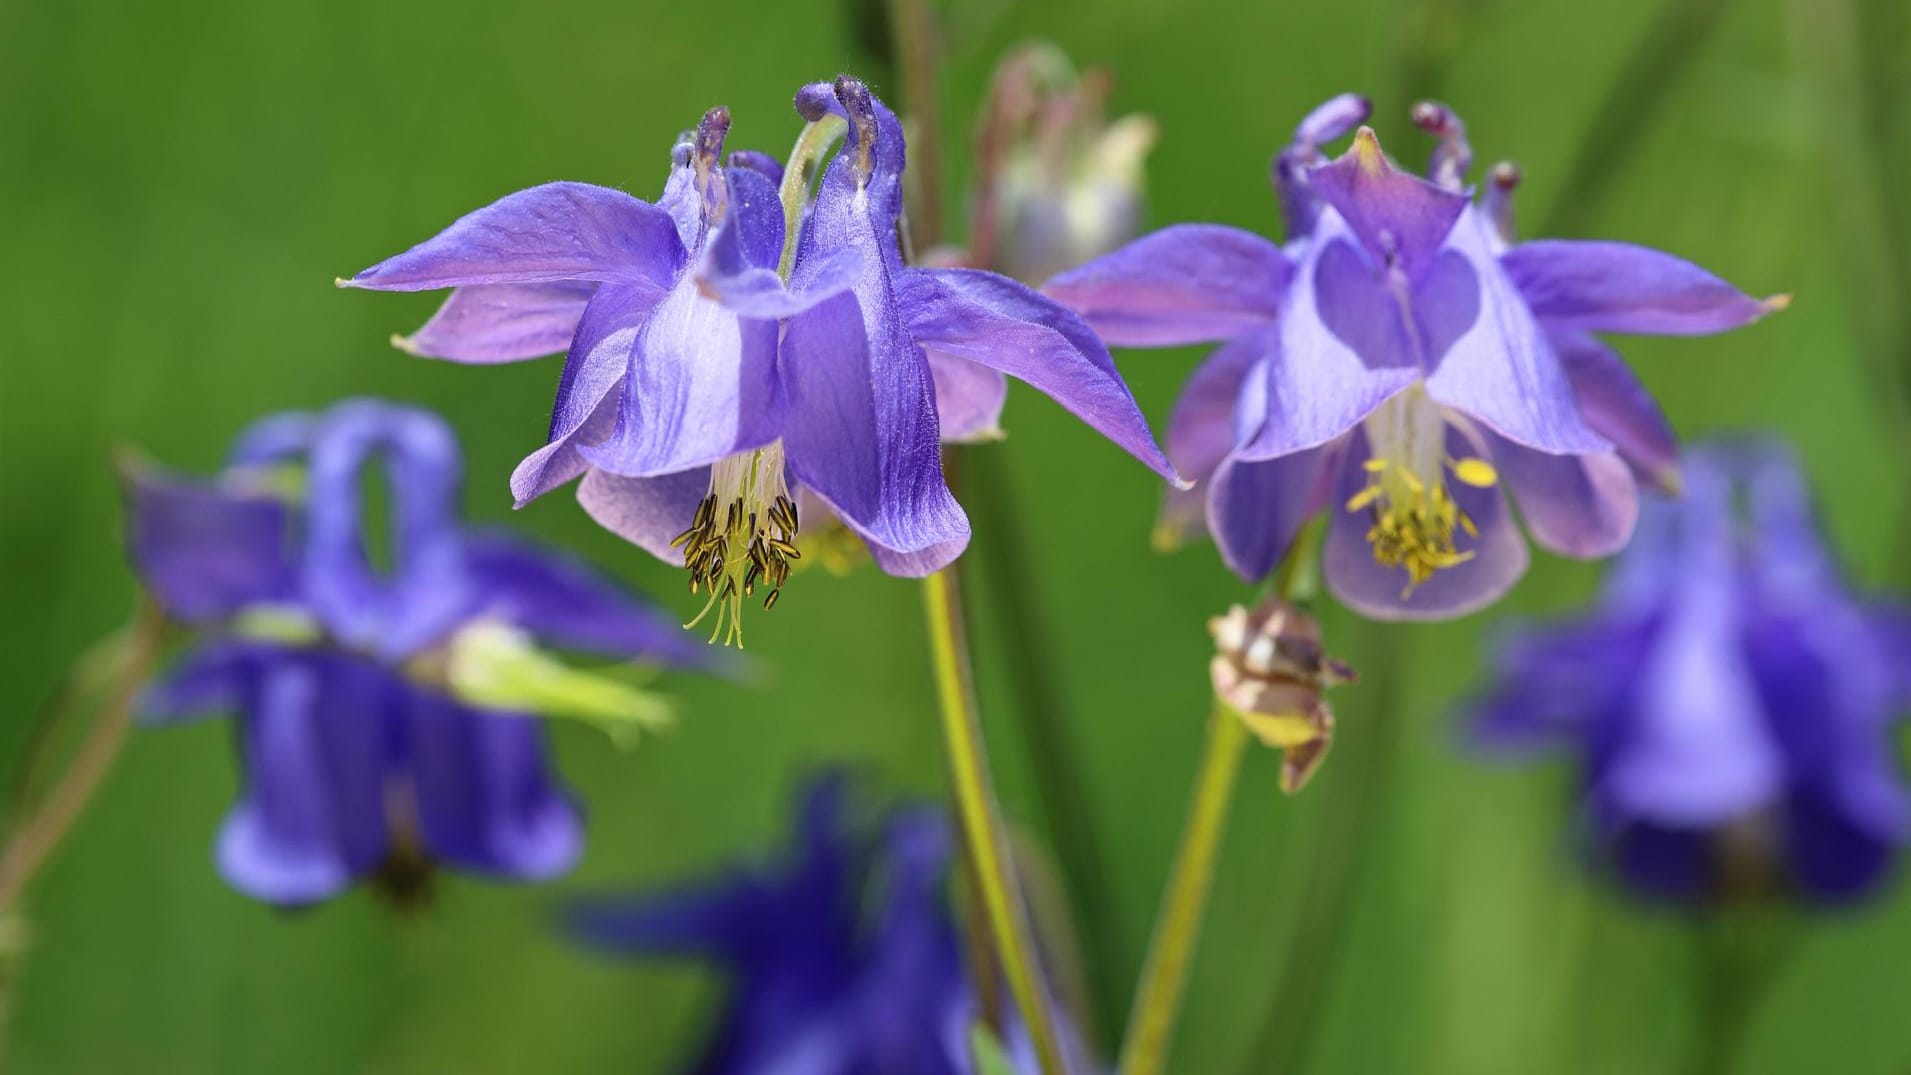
[564,777,1096,1074]
[345,81,1177,645]
[1047,96,1785,620]
[124,400,708,906]
[1209,597,1355,791]
[1465,441,1911,904]
[968,43,1157,285]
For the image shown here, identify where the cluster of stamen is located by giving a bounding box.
[1348,388,1498,595]
[672,445,800,647]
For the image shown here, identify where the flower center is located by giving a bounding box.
[1346,387,1498,594]
[673,441,800,647]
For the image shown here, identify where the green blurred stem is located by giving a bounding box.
[0,597,167,910]
[921,568,1067,1075]
[887,0,945,251]
[1116,705,1249,1075]
[1119,548,1309,1075]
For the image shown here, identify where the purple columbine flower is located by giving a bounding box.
[123,399,708,906]
[344,80,1177,645]
[1464,441,1911,904]
[564,776,1094,1074]
[1047,96,1785,619]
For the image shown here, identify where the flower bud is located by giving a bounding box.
[1209,597,1354,792]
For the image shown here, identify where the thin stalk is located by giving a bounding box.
[887,0,945,250]
[1116,705,1250,1075]
[921,567,1066,1074]
[0,597,167,910]
[1119,544,1312,1075]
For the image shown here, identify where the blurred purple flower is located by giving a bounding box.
[344,81,1176,645]
[564,776,1095,1074]
[1465,441,1911,905]
[124,399,708,906]
[1047,96,1784,620]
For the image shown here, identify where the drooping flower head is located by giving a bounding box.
[1464,441,1911,905]
[564,777,1094,1074]
[124,399,709,905]
[1048,96,1785,619]
[345,79,1178,645]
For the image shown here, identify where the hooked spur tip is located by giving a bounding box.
[1489,161,1522,189]
[1410,99,1454,133]
[695,106,731,162]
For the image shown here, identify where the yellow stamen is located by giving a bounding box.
[1347,388,1501,596]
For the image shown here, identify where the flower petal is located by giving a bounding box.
[577,277,781,478]
[216,651,393,905]
[508,284,664,505]
[1040,224,1289,346]
[1206,439,1342,581]
[1307,129,1470,279]
[395,282,595,364]
[1502,240,1780,336]
[1323,430,1529,620]
[1421,210,1611,455]
[1241,215,1421,460]
[575,466,710,567]
[925,351,1008,443]
[1469,616,1652,756]
[459,531,711,668]
[897,267,1177,481]
[1552,329,1679,491]
[401,688,583,882]
[780,291,969,575]
[141,639,257,725]
[343,182,684,291]
[120,458,295,623]
[1491,436,1639,559]
[1157,335,1266,545]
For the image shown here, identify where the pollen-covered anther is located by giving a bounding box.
[671,442,799,647]
[1346,454,1499,594]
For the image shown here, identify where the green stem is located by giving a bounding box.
[0,596,167,910]
[921,567,1066,1074]
[1116,704,1250,1075]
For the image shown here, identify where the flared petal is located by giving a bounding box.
[301,402,470,659]
[395,282,594,364]
[577,277,782,478]
[1469,616,1652,756]
[343,182,684,291]
[897,267,1178,480]
[780,265,968,572]
[227,412,317,467]
[575,467,711,566]
[925,351,1007,443]
[1421,210,1610,455]
[1323,431,1529,620]
[401,689,583,882]
[1502,240,1780,336]
[120,459,294,623]
[1307,129,1469,279]
[1157,335,1266,545]
[1552,329,1679,491]
[1040,224,1289,346]
[216,651,394,905]
[508,283,665,505]
[1786,793,1898,902]
[1491,436,1639,559]
[1244,213,1421,459]
[1207,440,1340,582]
[140,639,258,725]
[693,161,865,320]
[1602,820,1711,903]
[459,531,711,668]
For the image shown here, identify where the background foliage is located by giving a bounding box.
[2,0,1907,1070]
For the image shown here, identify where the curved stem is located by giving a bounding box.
[921,568,1066,1074]
[0,597,167,910]
[1117,705,1250,1075]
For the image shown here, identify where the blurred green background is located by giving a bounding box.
[3,0,1908,1070]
